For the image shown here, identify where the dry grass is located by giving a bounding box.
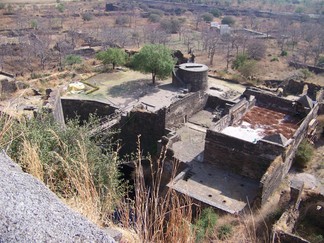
[124,136,196,242]
[19,140,44,181]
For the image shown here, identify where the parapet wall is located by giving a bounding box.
[260,103,319,204]
[211,98,253,132]
[204,130,284,180]
[281,79,323,101]
[48,89,65,126]
[61,98,118,124]
[165,91,208,129]
[244,87,295,114]
[205,95,236,110]
[282,103,319,174]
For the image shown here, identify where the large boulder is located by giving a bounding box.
[0,151,115,243]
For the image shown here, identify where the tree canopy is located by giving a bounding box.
[96,48,127,69]
[131,44,175,84]
[221,16,235,26]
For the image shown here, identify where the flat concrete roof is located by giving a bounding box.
[172,123,206,163]
[178,63,208,72]
[65,73,183,112]
[168,161,259,214]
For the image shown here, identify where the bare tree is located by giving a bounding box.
[54,38,74,70]
[275,17,291,51]
[207,30,221,65]
[220,34,235,70]
[29,31,52,70]
[247,39,267,60]
[182,28,196,53]
[287,23,301,51]
[131,30,141,48]
[143,25,170,45]
[299,23,318,64]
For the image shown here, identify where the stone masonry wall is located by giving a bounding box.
[281,79,323,101]
[47,89,65,126]
[165,91,208,129]
[204,130,285,180]
[61,98,118,124]
[177,68,208,92]
[119,108,166,156]
[260,103,319,204]
[243,87,295,114]
[211,98,252,132]
[205,95,236,110]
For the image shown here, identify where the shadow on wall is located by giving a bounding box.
[107,79,158,99]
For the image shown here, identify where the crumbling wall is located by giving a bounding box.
[283,103,319,174]
[47,89,65,126]
[228,98,252,124]
[204,130,284,180]
[288,61,324,74]
[260,155,285,205]
[61,98,118,124]
[281,79,322,101]
[205,95,236,110]
[212,114,231,132]
[260,104,319,204]
[165,91,208,128]
[119,108,166,156]
[0,78,17,95]
[211,98,252,131]
[243,87,295,114]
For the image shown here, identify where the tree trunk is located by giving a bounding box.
[113,62,115,69]
[152,73,156,84]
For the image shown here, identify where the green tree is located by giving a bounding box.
[64,54,82,66]
[201,12,213,22]
[96,48,127,70]
[131,44,175,84]
[148,13,160,23]
[232,53,248,69]
[238,60,258,78]
[221,16,235,26]
[30,19,38,30]
[210,8,222,17]
[56,3,65,13]
[317,56,324,67]
[82,12,93,21]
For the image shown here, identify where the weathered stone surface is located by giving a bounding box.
[0,151,115,243]
[0,79,17,94]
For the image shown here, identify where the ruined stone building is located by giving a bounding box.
[49,63,323,214]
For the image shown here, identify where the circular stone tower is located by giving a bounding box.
[177,63,208,92]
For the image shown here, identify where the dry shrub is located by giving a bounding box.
[0,111,13,148]
[0,114,124,227]
[19,140,44,181]
[124,136,196,242]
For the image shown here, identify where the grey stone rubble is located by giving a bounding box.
[0,151,116,243]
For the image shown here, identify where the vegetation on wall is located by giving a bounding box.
[294,139,314,168]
